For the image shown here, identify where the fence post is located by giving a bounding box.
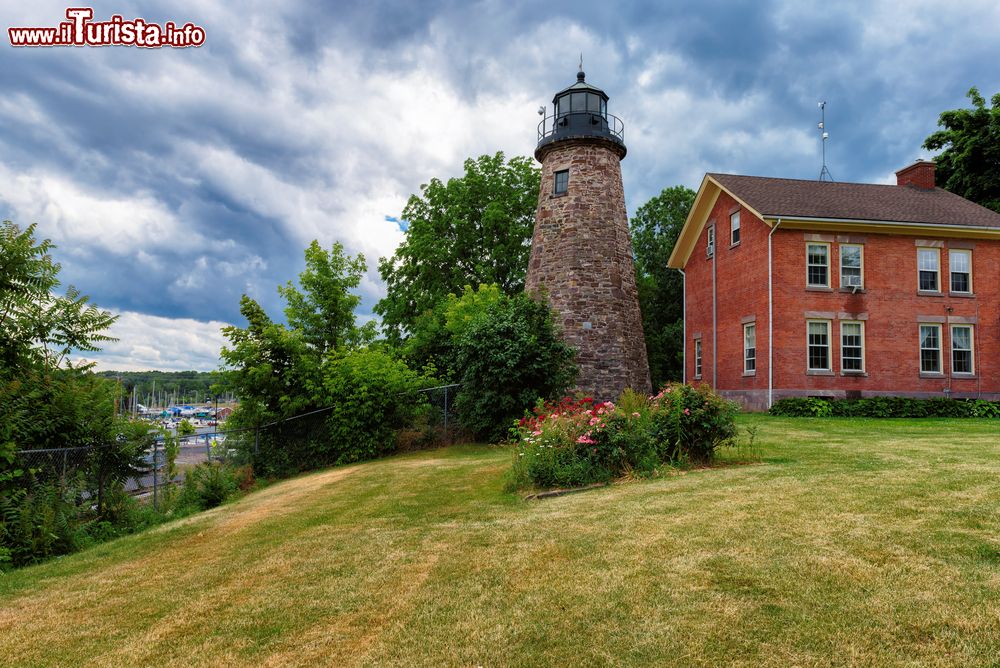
[443,385,449,443]
[152,441,159,511]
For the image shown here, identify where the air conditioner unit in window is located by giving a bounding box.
[706,243,714,257]
[843,276,862,288]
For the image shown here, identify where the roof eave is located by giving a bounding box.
[760,215,1000,237]
[667,175,768,269]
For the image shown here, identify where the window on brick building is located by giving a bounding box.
[840,244,863,288]
[917,248,940,292]
[951,325,974,374]
[706,226,715,257]
[806,243,829,287]
[949,249,972,293]
[694,338,703,378]
[730,211,741,245]
[807,320,831,371]
[919,324,942,373]
[841,321,864,372]
[743,323,756,373]
[553,170,569,194]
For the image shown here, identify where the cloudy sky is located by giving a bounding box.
[2,1,998,371]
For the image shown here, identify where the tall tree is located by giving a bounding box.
[0,221,117,372]
[278,240,375,356]
[375,152,540,343]
[221,240,374,420]
[629,186,696,389]
[923,87,1000,213]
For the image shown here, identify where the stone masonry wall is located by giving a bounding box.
[526,138,652,400]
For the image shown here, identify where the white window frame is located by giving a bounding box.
[694,338,703,378]
[950,324,975,375]
[840,321,865,373]
[919,323,942,374]
[806,243,830,288]
[743,323,756,374]
[730,211,741,246]
[706,226,715,258]
[839,244,864,289]
[949,249,972,294]
[806,319,831,372]
[917,248,940,292]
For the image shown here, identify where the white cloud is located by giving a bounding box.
[0,163,200,254]
[74,310,231,372]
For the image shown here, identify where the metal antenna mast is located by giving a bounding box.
[818,101,833,181]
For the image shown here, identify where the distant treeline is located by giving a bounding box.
[94,370,229,407]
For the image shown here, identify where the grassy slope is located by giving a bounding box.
[1,417,999,667]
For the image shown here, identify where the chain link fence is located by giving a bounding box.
[11,383,464,510]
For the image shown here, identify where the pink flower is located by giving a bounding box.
[632,412,640,418]
[577,435,596,444]
[589,417,601,426]
[683,408,690,415]
[532,430,542,436]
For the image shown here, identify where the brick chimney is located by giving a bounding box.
[896,159,936,189]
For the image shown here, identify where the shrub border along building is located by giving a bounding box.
[768,396,999,418]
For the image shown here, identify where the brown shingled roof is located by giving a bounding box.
[709,173,1000,229]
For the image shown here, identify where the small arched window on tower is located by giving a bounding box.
[554,169,569,194]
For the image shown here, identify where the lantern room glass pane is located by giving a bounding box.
[587,93,600,112]
[571,92,585,111]
[557,96,569,117]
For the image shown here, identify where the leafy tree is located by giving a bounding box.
[1,221,117,371]
[220,295,318,425]
[375,152,540,343]
[177,419,196,437]
[403,283,505,381]
[452,289,576,442]
[629,186,696,388]
[221,240,375,423]
[279,240,376,356]
[923,87,1000,213]
[0,222,149,562]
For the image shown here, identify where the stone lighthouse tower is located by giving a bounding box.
[526,67,651,399]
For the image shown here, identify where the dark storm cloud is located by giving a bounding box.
[1,0,998,369]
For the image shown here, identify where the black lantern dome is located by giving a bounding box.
[536,68,625,158]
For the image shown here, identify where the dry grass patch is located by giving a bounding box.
[1,420,999,666]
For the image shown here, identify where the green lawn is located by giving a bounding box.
[1,416,999,667]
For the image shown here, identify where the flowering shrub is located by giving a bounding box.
[508,384,739,491]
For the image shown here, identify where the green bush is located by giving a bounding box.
[179,463,238,510]
[649,383,740,462]
[453,291,577,442]
[508,384,740,491]
[247,348,433,477]
[770,397,1000,418]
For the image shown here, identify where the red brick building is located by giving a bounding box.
[667,161,1000,410]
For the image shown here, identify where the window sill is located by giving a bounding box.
[742,370,756,377]
[550,192,568,198]
[694,375,702,381]
[919,372,945,378]
[839,287,865,294]
[916,290,942,296]
[806,370,834,376]
[729,241,741,249]
[841,371,868,377]
[952,373,977,379]
[948,292,975,298]
[805,286,833,292]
